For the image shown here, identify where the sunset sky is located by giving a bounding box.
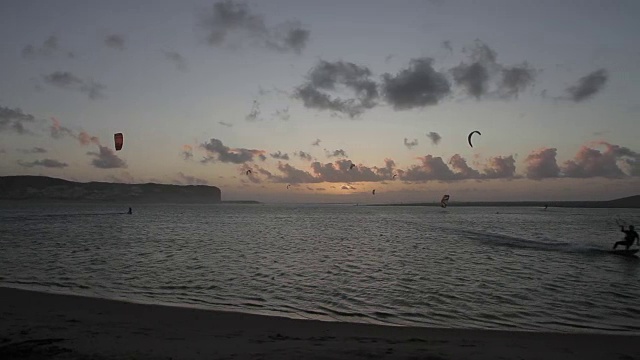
[1,0,639,203]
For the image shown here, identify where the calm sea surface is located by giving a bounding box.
[1,203,639,334]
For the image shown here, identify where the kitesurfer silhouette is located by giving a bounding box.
[128,207,132,215]
[614,225,639,250]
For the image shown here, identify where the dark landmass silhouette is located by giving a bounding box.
[0,176,222,203]
[371,195,640,209]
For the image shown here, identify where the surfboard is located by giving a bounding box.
[609,249,639,257]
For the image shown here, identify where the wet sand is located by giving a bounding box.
[1,287,638,359]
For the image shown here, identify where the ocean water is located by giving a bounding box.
[1,203,639,334]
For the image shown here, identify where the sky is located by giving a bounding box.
[1,0,639,203]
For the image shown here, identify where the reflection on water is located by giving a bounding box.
[1,203,639,334]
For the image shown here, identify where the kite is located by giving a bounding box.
[372,189,376,195]
[246,170,252,175]
[349,164,356,170]
[114,133,123,151]
[468,131,481,148]
[440,194,450,208]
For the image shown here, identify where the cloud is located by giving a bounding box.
[311,138,321,146]
[18,147,47,154]
[199,0,310,54]
[561,142,638,178]
[78,131,100,146]
[524,148,560,179]
[524,143,639,179]
[42,71,106,100]
[21,35,64,59]
[270,151,290,160]
[398,154,516,182]
[50,117,101,147]
[104,34,125,50]
[403,138,419,149]
[18,159,68,168]
[482,155,516,179]
[200,138,266,164]
[295,151,313,161]
[565,69,608,102]
[106,171,135,184]
[176,172,209,185]
[271,162,320,184]
[162,50,188,71]
[181,145,194,160]
[381,58,451,110]
[293,60,378,117]
[50,117,74,139]
[426,131,441,145]
[326,149,348,158]
[0,106,36,134]
[87,146,127,169]
[219,121,233,127]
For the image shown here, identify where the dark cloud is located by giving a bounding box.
[499,63,536,98]
[199,0,309,54]
[181,145,194,160]
[273,107,290,121]
[326,149,348,158]
[295,151,313,161]
[42,71,106,100]
[17,159,68,168]
[566,69,608,102]
[176,172,209,185]
[18,147,47,154]
[293,60,378,117]
[381,58,451,110]
[524,148,560,179]
[200,138,266,164]
[426,131,441,145]
[21,35,61,59]
[404,138,419,149]
[451,40,537,100]
[441,40,453,54]
[87,146,127,169]
[219,121,233,127]
[311,138,321,146]
[245,100,261,121]
[162,50,188,71]
[0,106,36,135]
[264,21,310,54]
[104,34,125,50]
[451,62,490,99]
[270,151,289,160]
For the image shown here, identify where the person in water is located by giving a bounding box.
[613,225,639,250]
[128,207,132,214]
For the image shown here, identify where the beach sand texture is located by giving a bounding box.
[1,287,638,359]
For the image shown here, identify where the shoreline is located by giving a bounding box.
[1,287,638,359]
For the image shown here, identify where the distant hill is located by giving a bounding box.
[370,195,640,209]
[0,176,221,203]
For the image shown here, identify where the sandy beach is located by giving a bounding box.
[0,287,638,359]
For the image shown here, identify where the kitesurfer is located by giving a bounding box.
[613,225,639,250]
[128,207,132,215]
